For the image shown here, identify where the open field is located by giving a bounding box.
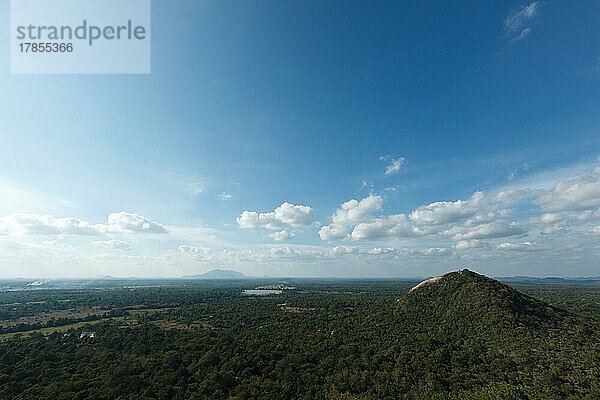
[0,317,124,340]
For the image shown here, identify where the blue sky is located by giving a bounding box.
[1,1,599,278]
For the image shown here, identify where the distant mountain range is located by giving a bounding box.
[497,276,600,285]
[181,269,248,280]
[3,271,599,284]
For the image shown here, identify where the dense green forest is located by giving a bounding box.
[0,272,598,399]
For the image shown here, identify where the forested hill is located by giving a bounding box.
[385,270,599,398]
[397,269,571,334]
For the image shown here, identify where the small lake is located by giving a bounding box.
[242,289,283,296]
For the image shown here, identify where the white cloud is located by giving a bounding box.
[178,245,212,255]
[530,213,562,224]
[0,214,100,236]
[368,247,398,256]
[492,188,529,205]
[330,246,360,255]
[575,208,600,223]
[513,27,532,42]
[454,240,484,250]
[90,240,132,250]
[505,2,540,31]
[351,213,421,240]
[496,242,536,251]
[464,212,506,227]
[445,221,526,241]
[270,246,301,257]
[504,2,542,43]
[409,192,485,225]
[0,211,168,236]
[385,157,407,176]
[540,225,565,235]
[421,247,451,256]
[409,191,521,228]
[236,211,260,228]
[269,230,296,241]
[319,195,383,240]
[530,213,565,235]
[104,212,168,234]
[237,202,314,230]
[218,193,233,201]
[319,189,528,242]
[537,171,600,211]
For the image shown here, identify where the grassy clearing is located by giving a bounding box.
[0,306,110,327]
[0,317,124,340]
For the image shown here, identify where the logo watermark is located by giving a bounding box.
[11,0,151,74]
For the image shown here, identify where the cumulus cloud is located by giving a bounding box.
[410,200,469,225]
[319,195,383,240]
[242,163,600,271]
[236,211,260,229]
[385,157,407,176]
[0,212,168,236]
[409,190,521,229]
[104,212,168,234]
[537,171,600,212]
[0,214,101,236]
[445,221,526,241]
[504,2,542,43]
[319,190,525,242]
[269,230,296,241]
[351,213,422,240]
[90,240,132,250]
[409,192,486,226]
[492,188,529,204]
[237,202,314,230]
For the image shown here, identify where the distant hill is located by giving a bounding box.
[397,269,571,335]
[182,269,248,280]
[97,275,120,280]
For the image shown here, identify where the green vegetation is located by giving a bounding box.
[0,318,122,340]
[0,272,598,399]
